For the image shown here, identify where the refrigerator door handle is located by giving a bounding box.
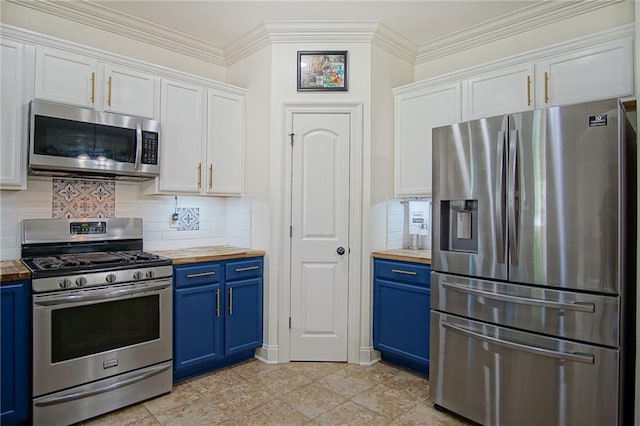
[495,130,506,264]
[441,281,596,312]
[442,322,595,364]
[508,129,519,265]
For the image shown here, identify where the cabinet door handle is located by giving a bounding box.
[228,288,233,315]
[215,289,220,317]
[197,163,202,188]
[209,164,213,189]
[391,269,417,276]
[235,266,259,272]
[186,271,216,278]
[107,76,112,107]
[526,75,531,106]
[90,72,95,104]
[544,71,549,103]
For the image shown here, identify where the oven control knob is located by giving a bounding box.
[105,273,117,283]
[75,277,87,287]
[59,278,72,289]
[133,271,144,280]
[146,270,155,279]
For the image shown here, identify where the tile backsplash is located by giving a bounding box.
[52,178,116,218]
[0,177,252,260]
[176,207,200,231]
[386,197,432,250]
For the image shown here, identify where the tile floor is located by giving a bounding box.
[83,360,469,425]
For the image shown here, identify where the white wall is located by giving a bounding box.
[415,1,634,80]
[0,1,226,81]
[226,45,276,360]
[369,45,414,253]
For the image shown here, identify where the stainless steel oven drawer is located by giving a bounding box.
[431,272,620,347]
[430,311,619,426]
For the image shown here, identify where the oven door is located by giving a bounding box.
[32,279,172,397]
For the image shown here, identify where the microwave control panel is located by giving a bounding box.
[141,131,159,165]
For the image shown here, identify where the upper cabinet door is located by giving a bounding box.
[205,89,244,195]
[535,38,634,107]
[395,82,462,197]
[35,47,97,108]
[464,63,534,120]
[1,40,28,190]
[158,79,206,193]
[103,65,158,119]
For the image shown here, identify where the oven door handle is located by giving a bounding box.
[33,282,171,306]
[34,362,171,407]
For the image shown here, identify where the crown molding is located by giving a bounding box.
[7,0,226,65]
[415,0,624,65]
[225,20,416,65]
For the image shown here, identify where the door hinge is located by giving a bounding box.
[288,132,295,146]
[289,225,292,238]
[288,316,292,329]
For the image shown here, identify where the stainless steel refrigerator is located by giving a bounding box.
[430,98,636,426]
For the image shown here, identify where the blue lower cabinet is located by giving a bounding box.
[174,283,223,371]
[173,257,263,382]
[373,258,430,376]
[225,278,263,356]
[1,280,30,425]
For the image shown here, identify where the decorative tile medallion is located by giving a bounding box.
[177,207,200,231]
[52,178,116,218]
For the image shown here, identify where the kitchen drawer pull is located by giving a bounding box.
[442,321,594,364]
[442,281,595,313]
[186,271,216,278]
[34,362,171,407]
[391,269,417,276]
[235,266,259,272]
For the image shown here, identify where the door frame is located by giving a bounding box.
[279,102,363,363]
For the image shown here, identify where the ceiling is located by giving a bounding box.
[88,0,538,49]
[8,0,614,65]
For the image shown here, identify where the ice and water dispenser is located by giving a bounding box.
[439,200,479,253]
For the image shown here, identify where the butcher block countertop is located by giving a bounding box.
[0,260,31,282]
[150,245,265,265]
[371,249,432,265]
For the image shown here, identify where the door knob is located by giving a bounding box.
[336,247,345,255]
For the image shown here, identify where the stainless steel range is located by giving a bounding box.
[22,218,173,426]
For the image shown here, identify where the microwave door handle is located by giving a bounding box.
[134,122,142,170]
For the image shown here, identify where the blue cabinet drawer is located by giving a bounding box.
[225,258,263,282]
[374,259,431,286]
[175,262,221,288]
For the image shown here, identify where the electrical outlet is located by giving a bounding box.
[170,214,178,228]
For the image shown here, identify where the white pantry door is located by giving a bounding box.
[289,112,350,361]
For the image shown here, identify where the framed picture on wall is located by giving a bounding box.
[297,51,348,91]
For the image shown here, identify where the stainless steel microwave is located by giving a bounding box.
[28,100,160,180]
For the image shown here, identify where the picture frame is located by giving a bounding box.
[297,51,348,91]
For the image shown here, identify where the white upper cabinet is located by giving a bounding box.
[144,80,246,196]
[464,63,534,120]
[35,46,157,118]
[535,38,634,107]
[156,79,206,193]
[1,39,30,189]
[394,82,462,197]
[205,89,245,195]
[102,64,158,118]
[35,47,96,108]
